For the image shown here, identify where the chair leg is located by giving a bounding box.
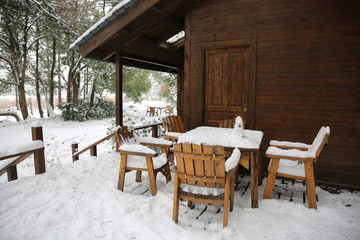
[172,172,180,223]
[136,171,142,182]
[263,158,280,199]
[304,161,317,209]
[223,175,231,228]
[164,162,171,183]
[187,201,193,208]
[230,172,235,212]
[146,157,157,196]
[117,155,127,191]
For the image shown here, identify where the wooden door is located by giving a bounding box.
[204,45,255,127]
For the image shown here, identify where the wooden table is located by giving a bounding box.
[177,126,264,208]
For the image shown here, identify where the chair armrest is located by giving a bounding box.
[225,148,241,172]
[119,144,157,157]
[165,132,183,138]
[269,140,310,150]
[137,137,173,149]
[265,146,315,161]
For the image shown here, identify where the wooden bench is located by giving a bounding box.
[0,126,45,181]
[0,111,21,122]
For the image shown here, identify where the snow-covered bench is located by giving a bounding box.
[0,126,46,181]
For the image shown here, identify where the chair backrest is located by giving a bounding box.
[117,126,137,145]
[218,115,247,129]
[308,126,330,159]
[162,116,185,133]
[173,143,226,188]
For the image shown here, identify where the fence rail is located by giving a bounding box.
[71,122,163,162]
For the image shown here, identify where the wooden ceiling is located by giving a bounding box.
[78,0,186,73]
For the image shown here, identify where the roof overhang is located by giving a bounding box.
[70,0,185,73]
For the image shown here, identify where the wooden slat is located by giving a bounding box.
[183,143,196,185]
[192,144,206,187]
[202,145,216,188]
[174,144,186,184]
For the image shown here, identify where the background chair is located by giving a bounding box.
[115,126,172,196]
[162,115,185,141]
[172,143,240,228]
[263,126,330,209]
[218,115,249,180]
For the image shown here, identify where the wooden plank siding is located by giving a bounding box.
[182,0,360,188]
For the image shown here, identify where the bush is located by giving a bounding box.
[58,98,115,121]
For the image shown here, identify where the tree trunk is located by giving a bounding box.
[90,79,96,107]
[49,37,56,108]
[72,71,80,104]
[35,26,43,118]
[18,9,29,120]
[57,53,62,105]
[18,80,28,119]
[66,53,74,103]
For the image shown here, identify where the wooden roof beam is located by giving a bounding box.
[100,0,185,61]
[79,0,161,58]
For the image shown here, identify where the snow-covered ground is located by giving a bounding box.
[0,104,359,239]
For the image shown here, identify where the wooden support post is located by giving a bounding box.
[31,126,45,174]
[7,165,18,181]
[90,145,97,157]
[151,125,158,138]
[115,50,123,127]
[115,51,123,151]
[72,143,79,162]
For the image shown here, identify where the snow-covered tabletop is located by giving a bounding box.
[178,126,263,150]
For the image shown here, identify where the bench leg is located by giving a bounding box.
[7,165,18,181]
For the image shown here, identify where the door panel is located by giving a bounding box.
[205,46,251,127]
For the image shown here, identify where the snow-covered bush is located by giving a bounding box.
[58,98,115,121]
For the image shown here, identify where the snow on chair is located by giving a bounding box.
[0,124,45,181]
[115,126,172,196]
[172,143,241,228]
[263,126,330,209]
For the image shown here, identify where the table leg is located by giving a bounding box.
[250,151,259,208]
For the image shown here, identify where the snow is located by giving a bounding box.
[119,144,157,155]
[225,148,241,172]
[269,159,306,178]
[136,136,173,146]
[0,118,359,239]
[269,140,311,149]
[178,126,263,149]
[165,131,183,138]
[0,140,44,159]
[266,146,316,159]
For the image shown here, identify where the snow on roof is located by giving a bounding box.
[69,0,138,51]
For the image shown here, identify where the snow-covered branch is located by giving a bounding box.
[29,0,77,35]
[0,77,18,86]
[0,37,11,48]
[26,15,43,33]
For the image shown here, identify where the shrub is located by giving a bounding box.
[58,98,115,121]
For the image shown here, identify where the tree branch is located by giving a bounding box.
[0,37,11,48]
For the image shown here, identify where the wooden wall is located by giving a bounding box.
[182,0,360,188]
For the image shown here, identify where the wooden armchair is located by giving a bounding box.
[172,143,241,228]
[115,126,172,196]
[263,126,330,209]
[161,115,185,141]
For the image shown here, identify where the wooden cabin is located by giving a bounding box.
[70,0,360,189]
